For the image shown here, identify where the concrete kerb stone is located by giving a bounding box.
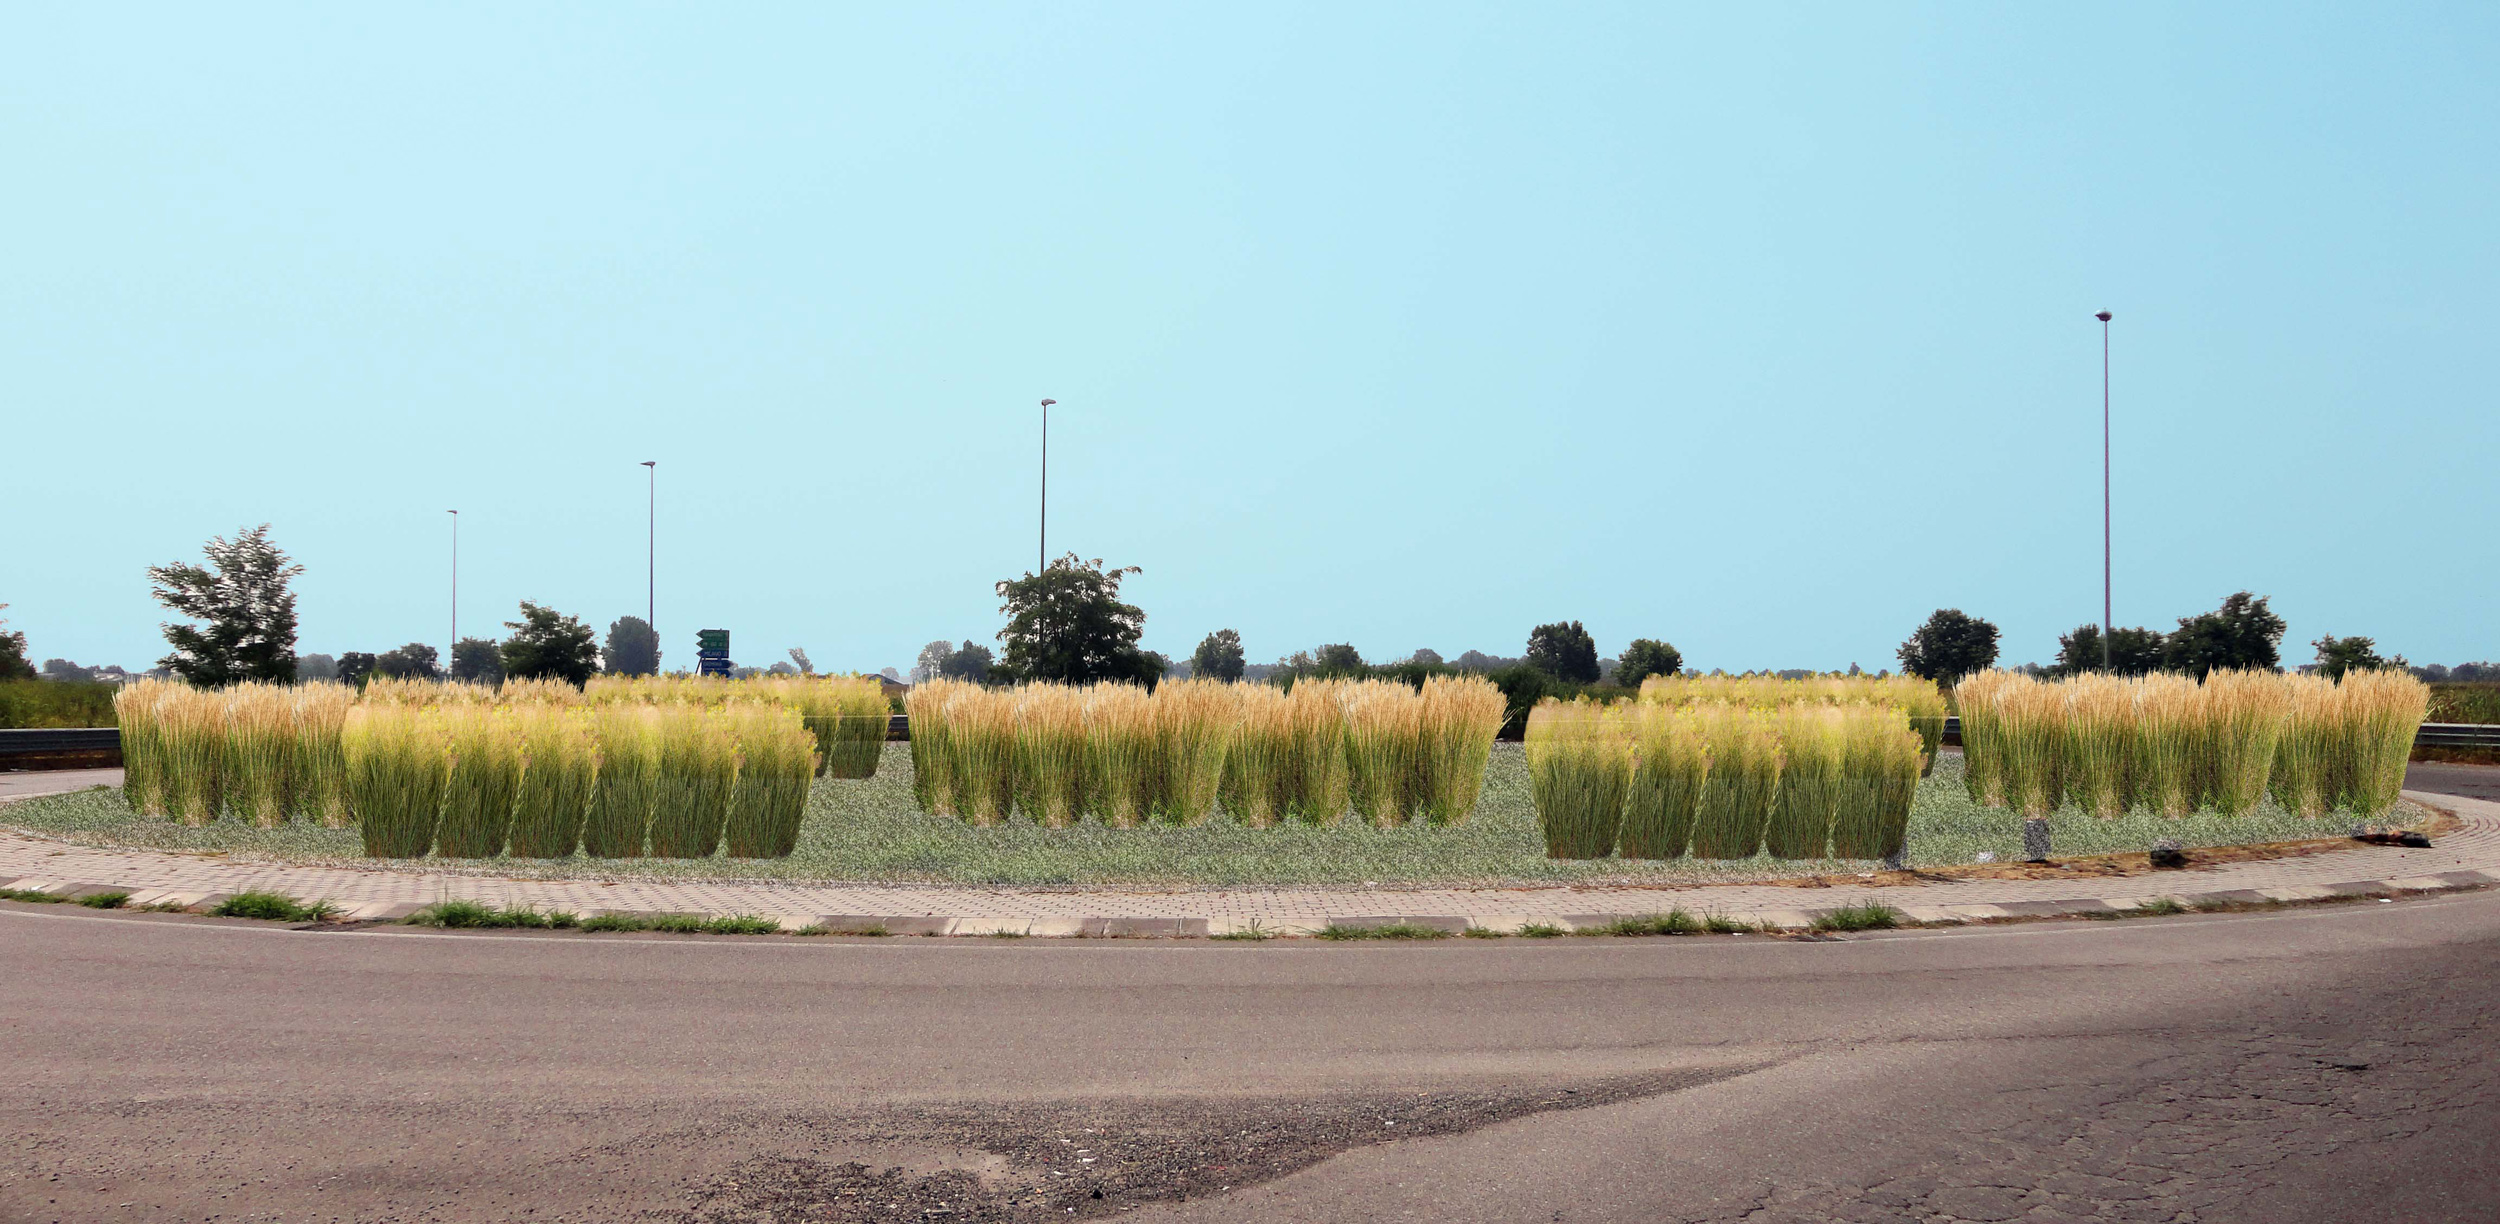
[5,789,2498,937]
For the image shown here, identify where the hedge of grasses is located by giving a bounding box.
[1638,673,1950,774]
[904,675,1506,829]
[1957,669,2427,820]
[114,676,826,859]
[1527,697,1923,861]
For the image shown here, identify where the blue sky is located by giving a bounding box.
[5,4,2494,676]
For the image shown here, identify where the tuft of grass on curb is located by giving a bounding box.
[75,891,132,909]
[1211,921,1274,941]
[1810,902,1902,933]
[1461,925,1506,938]
[575,912,783,935]
[1316,922,1453,941]
[2133,896,2187,916]
[1517,922,1568,938]
[987,929,1029,938]
[213,891,335,922]
[0,887,70,904]
[406,900,579,929]
[1701,913,1758,934]
[1578,910,1704,937]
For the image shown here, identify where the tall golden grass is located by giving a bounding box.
[508,705,595,857]
[1956,668,2429,820]
[435,707,521,857]
[291,683,355,827]
[650,705,739,857]
[344,706,447,858]
[1642,673,1947,774]
[582,704,658,857]
[1525,699,1630,859]
[723,704,817,857]
[1763,706,1841,859]
[1618,704,1709,859]
[112,679,172,817]
[1690,705,1781,860]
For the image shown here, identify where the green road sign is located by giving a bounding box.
[697,629,729,652]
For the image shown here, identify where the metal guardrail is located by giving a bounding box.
[0,728,121,755]
[7,719,2496,756]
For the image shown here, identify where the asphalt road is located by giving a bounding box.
[6,887,2499,1224]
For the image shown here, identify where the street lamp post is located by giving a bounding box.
[641,461,657,648]
[1038,399,1056,574]
[2096,311,2113,672]
[448,509,458,678]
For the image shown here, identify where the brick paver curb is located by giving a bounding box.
[2,791,2493,936]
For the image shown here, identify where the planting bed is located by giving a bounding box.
[0,747,2429,889]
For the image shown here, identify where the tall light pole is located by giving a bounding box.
[448,509,459,677]
[641,461,656,643]
[1038,399,1056,574]
[2096,310,2113,672]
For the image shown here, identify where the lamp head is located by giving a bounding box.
[2095,311,2112,322]
[641,460,656,468]
[1040,398,1056,407]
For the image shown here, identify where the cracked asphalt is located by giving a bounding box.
[5,886,2497,1223]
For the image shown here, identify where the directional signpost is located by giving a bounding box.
[697,629,733,677]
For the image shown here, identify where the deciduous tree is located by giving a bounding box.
[1897,609,2000,686]
[147,524,302,686]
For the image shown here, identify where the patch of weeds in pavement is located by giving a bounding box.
[74,890,131,909]
[213,891,334,922]
[986,929,1029,938]
[407,900,579,929]
[1811,902,1902,932]
[1581,910,1704,937]
[0,887,70,904]
[1701,914,1758,934]
[2131,896,2187,916]
[1316,922,1453,941]
[796,922,890,937]
[1517,922,1569,938]
[1461,925,1507,938]
[1210,921,1274,941]
[580,912,783,936]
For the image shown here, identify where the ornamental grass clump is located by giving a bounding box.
[1140,679,1236,826]
[159,684,228,826]
[1343,680,1425,828]
[1832,705,1921,859]
[819,676,892,779]
[947,686,1021,826]
[582,705,658,857]
[222,683,300,828]
[723,704,816,857]
[290,682,355,827]
[1618,704,1706,859]
[1952,670,2014,808]
[2201,670,2288,816]
[1690,705,1780,859]
[651,705,738,857]
[435,708,522,857]
[2332,668,2429,816]
[344,706,448,858]
[1219,684,1295,829]
[508,705,595,857]
[1418,674,1505,825]
[2128,674,2200,817]
[1525,698,1630,859]
[1012,685,1089,828]
[1764,706,1842,859]
[2269,673,2340,818]
[905,678,964,816]
[2060,675,2131,820]
[1082,683,1155,828]
[1282,679,1352,825]
[113,679,171,817]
